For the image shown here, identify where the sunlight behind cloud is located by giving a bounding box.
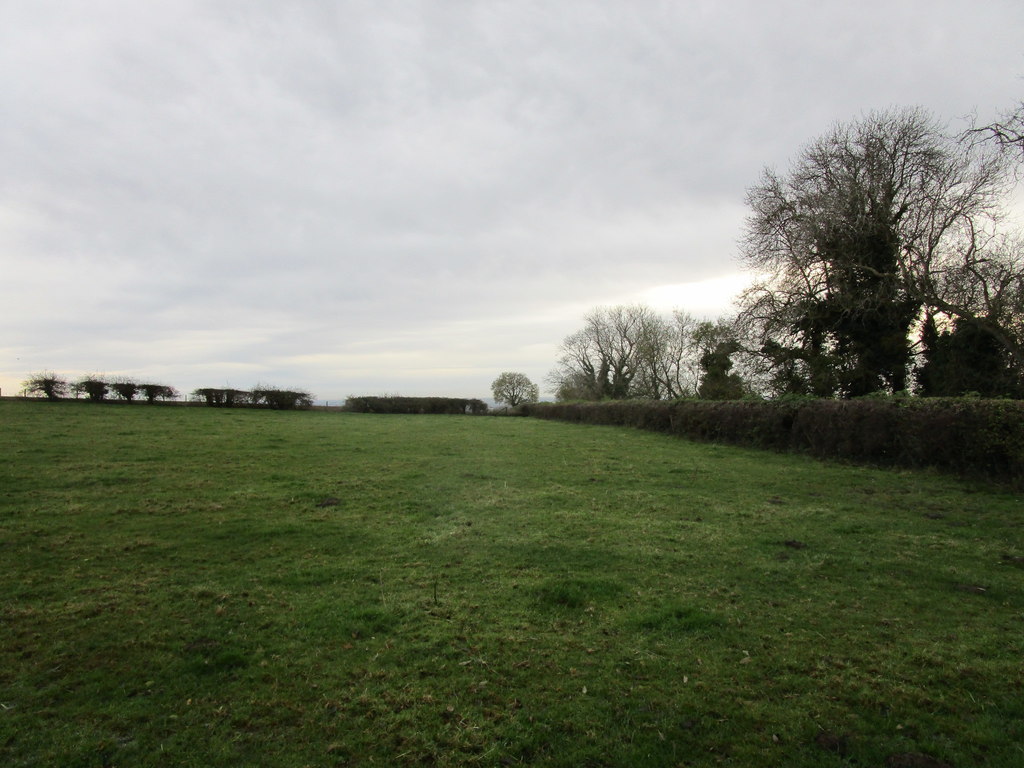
[637,273,752,317]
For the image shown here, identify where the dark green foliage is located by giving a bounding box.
[524,398,1024,484]
[918,315,1023,397]
[344,395,487,414]
[739,108,1020,399]
[760,338,839,397]
[697,340,746,399]
[815,213,919,397]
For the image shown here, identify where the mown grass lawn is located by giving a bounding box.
[1,400,1022,767]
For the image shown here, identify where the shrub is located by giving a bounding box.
[21,372,69,401]
[139,384,179,403]
[72,377,108,403]
[109,379,140,402]
[192,388,251,407]
[251,386,314,410]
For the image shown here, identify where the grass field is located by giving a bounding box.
[1,400,1022,767]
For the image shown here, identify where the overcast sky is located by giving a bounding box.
[2,1,1022,402]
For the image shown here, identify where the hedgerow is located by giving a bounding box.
[344,396,487,415]
[523,398,1024,484]
[190,387,314,409]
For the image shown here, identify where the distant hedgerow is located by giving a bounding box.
[192,388,251,407]
[139,384,179,403]
[251,387,314,410]
[345,396,487,415]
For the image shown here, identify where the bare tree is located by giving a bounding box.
[965,101,1024,159]
[737,107,1016,396]
[549,305,661,400]
[914,233,1024,374]
[22,372,68,401]
[549,305,717,400]
[631,310,702,399]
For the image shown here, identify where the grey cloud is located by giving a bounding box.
[2,0,1022,399]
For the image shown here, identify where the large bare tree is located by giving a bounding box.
[737,107,1018,396]
[550,305,660,400]
[549,305,725,400]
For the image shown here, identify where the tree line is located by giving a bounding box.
[548,307,745,401]
[18,372,515,413]
[21,374,179,404]
[19,374,313,410]
[550,102,1024,401]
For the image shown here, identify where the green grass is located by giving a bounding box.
[1,400,1022,767]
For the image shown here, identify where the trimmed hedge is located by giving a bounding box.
[190,387,313,410]
[192,388,252,407]
[251,388,314,410]
[345,396,488,415]
[522,398,1024,484]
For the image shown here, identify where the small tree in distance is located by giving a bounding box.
[22,372,69,401]
[491,372,539,408]
[73,376,108,402]
[139,383,179,403]
[110,378,140,402]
